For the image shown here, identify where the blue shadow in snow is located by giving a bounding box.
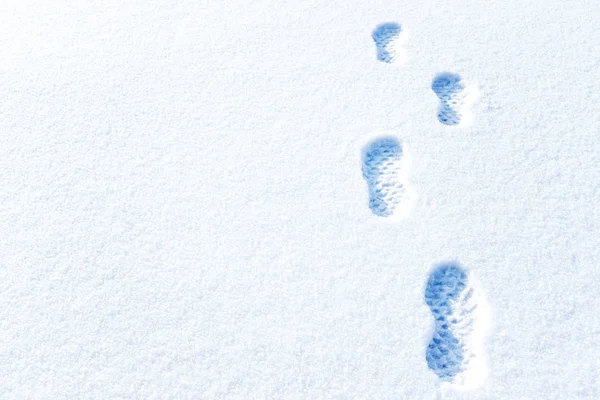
[424,263,471,381]
[372,23,402,63]
[432,72,466,126]
[432,72,463,98]
[361,136,403,217]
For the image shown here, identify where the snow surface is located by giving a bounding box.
[431,73,479,127]
[0,0,599,398]
[425,263,491,391]
[361,136,415,219]
[372,22,407,65]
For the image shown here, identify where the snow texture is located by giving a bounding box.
[432,72,478,126]
[0,0,599,399]
[361,137,415,218]
[372,22,406,64]
[425,263,490,391]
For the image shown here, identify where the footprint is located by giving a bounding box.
[361,136,416,219]
[372,23,407,64]
[424,263,490,390]
[432,73,479,126]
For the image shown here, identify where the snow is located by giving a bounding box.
[372,22,407,65]
[361,136,416,219]
[425,263,491,391]
[0,0,598,398]
[431,73,479,127]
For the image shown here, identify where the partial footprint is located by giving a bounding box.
[424,263,491,391]
[372,23,407,65]
[432,73,479,126]
[361,136,416,219]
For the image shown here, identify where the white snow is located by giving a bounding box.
[0,0,598,398]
